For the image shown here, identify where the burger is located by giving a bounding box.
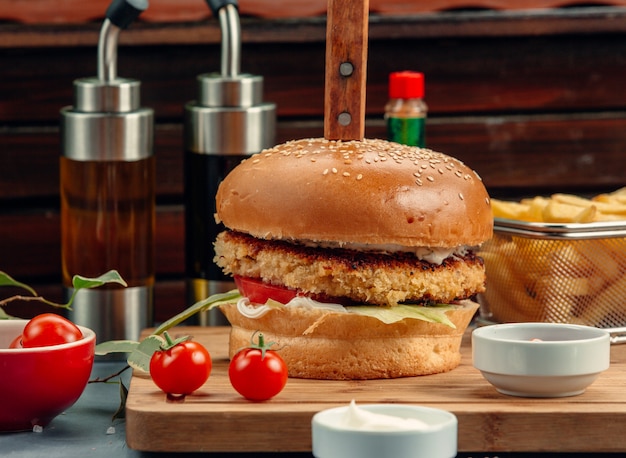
[212,137,493,380]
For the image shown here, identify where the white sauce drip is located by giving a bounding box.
[340,400,430,432]
[236,295,346,319]
[299,240,470,265]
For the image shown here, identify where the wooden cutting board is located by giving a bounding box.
[125,326,626,453]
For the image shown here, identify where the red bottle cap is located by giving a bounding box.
[389,71,424,99]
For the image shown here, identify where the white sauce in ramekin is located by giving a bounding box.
[340,400,430,432]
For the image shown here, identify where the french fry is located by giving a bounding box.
[481,249,543,321]
[485,187,626,328]
[541,200,596,223]
[579,277,626,327]
[573,240,622,284]
[520,196,550,221]
[490,199,532,220]
[593,186,626,205]
[491,187,626,223]
[553,192,626,216]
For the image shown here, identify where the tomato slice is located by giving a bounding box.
[233,276,357,306]
[234,276,298,305]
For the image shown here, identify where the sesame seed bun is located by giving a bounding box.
[215,137,492,247]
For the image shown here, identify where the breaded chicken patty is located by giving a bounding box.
[214,230,486,306]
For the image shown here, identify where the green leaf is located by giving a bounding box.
[0,308,15,320]
[152,290,241,335]
[112,379,128,421]
[72,270,128,290]
[127,334,166,372]
[63,270,128,310]
[0,271,37,296]
[95,340,141,356]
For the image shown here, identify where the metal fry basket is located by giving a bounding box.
[478,218,626,343]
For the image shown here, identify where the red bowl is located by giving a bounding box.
[0,319,95,432]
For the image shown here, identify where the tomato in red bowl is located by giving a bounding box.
[0,319,96,432]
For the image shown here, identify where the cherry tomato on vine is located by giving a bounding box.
[21,313,83,348]
[149,332,212,397]
[228,332,288,401]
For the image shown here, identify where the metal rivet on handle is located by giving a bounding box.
[339,62,354,77]
[338,112,352,126]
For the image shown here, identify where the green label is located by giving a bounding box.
[387,117,426,147]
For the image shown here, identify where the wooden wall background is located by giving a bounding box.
[1,6,625,322]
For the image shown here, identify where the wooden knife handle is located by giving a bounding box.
[324,0,369,141]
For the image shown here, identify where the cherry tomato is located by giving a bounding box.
[8,334,22,349]
[228,332,288,401]
[150,332,212,396]
[234,276,297,305]
[21,313,83,348]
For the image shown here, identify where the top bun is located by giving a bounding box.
[216,138,492,247]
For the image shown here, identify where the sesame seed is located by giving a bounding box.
[416,178,422,186]
[323,168,329,175]
[427,176,434,182]
[459,193,464,200]
[343,171,350,177]
[332,168,338,174]
[252,158,260,164]
[356,174,363,180]
[455,171,463,177]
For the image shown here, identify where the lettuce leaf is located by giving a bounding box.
[345,304,458,328]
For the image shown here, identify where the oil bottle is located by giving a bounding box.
[184,0,276,325]
[60,0,154,344]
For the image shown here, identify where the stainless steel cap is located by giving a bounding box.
[61,77,153,162]
[73,76,141,113]
[198,72,264,108]
[185,72,275,156]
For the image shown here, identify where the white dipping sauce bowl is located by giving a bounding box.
[312,404,457,458]
[472,322,610,397]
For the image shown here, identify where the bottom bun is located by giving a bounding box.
[219,300,479,380]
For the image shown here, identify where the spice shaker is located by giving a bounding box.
[385,71,428,147]
[184,0,276,325]
[60,0,154,344]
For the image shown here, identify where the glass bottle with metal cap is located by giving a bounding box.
[60,0,154,345]
[184,0,276,325]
